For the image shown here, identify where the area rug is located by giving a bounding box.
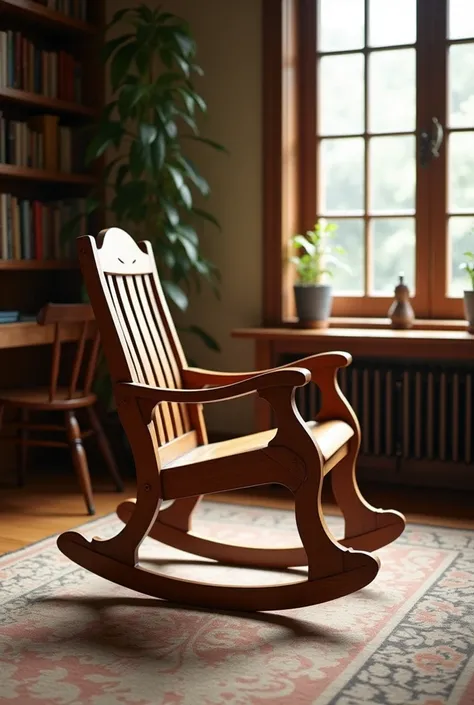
[1,502,473,705]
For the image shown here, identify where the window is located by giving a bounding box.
[263,0,474,321]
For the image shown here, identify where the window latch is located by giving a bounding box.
[419,117,444,168]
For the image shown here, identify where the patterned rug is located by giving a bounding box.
[1,501,473,705]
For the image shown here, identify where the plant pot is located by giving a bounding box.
[293,284,332,328]
[463,290,474,333]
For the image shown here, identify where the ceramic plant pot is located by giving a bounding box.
[463,290,474,333]
[293,284,332,328]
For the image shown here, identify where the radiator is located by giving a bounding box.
[282,355,474,488]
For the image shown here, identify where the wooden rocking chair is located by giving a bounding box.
[57,227,405,612]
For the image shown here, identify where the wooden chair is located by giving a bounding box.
[0,303,123,515]
[58,227,405,611]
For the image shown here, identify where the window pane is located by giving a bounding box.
[371,218,415,294]
[320,54,364,135]
[320,138,364,213]
[449,0,474,40]
[449,132,474,212]
[369,136,416,212]
[369,49,416,132]
[330,219,364,294]
[449,216,474,296]
[369,0,416,47]
[449,44,474,129]
[319,0,365,52]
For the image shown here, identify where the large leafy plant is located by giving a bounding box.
[81,4,225,349]
[290,220,349,286]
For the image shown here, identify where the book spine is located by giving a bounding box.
[0,193,3,259]
[25,200,32,259]
[21,36,27,91]
[19,199,26,259]
[1,193,7,259]
[7,31,13,87]
[42,202,49,258]
[5,194,11,258]
[33,201,43,260]
[0,33,6,88]
[0,115,4,163]
[11,196,20,259]
[14,32,21,89]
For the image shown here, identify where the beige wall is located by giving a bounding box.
[105,0,263,435]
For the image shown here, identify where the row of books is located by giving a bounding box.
[0,311,37,324]
[0,114,77,172]
[0,31,82,103]
[0,195,89,260]
[35,0,88,22]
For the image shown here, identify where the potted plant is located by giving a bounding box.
[290,220,348,327]
[65,4,225,352]
[62,5,226,469]
[460,250,474,332]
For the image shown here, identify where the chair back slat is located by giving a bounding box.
[50,324,61,402]
[142,273,191,434]
[69,321,88,398]
[84,330,101,395]
[116,273,173,442]
[123,275,177,441]
[105,273,142,380]
[37,303,99,401]
[77,227,206,460]
[132,275,184,438]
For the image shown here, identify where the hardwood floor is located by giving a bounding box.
[1,471,472,555]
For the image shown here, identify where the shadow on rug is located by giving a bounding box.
[1,502,473,705]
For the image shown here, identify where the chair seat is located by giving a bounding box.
[0,387,97,410]
[164,420,354,474]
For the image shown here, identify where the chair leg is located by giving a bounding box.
[65,410,95,515]
[16,409,29,487]
[331,438,405,551]
[87,406,123,492]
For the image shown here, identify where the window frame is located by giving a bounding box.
[262,0,467,325]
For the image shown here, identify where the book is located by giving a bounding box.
[0,114,73,172]
[0,195,89,260]
[0,30,83,102]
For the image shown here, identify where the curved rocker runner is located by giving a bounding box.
[57,227,406,612]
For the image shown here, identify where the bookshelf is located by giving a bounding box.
[0,0,97,36]
[0,0,104,347]
[0,86,96,119]
[0,164,96,185]
[0,258,76,270]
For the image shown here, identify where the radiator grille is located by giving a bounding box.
[284,357,474,465]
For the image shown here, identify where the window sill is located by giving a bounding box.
[292,317,469,332]
[232,323,474,361]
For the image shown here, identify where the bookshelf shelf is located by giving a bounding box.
[0,87,96,120]
[0,0,97,36]
[0,0,103,370]
[0,259,77,270]
[0,164,96,186]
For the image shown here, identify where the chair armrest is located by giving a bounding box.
[285,352,351,384]
[184,351,355,429]
[115,367,311,406]
[183,351,351,388]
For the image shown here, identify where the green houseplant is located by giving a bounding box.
[290,220,348,327]
[70,4,225,351]
[459,250,474,332]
